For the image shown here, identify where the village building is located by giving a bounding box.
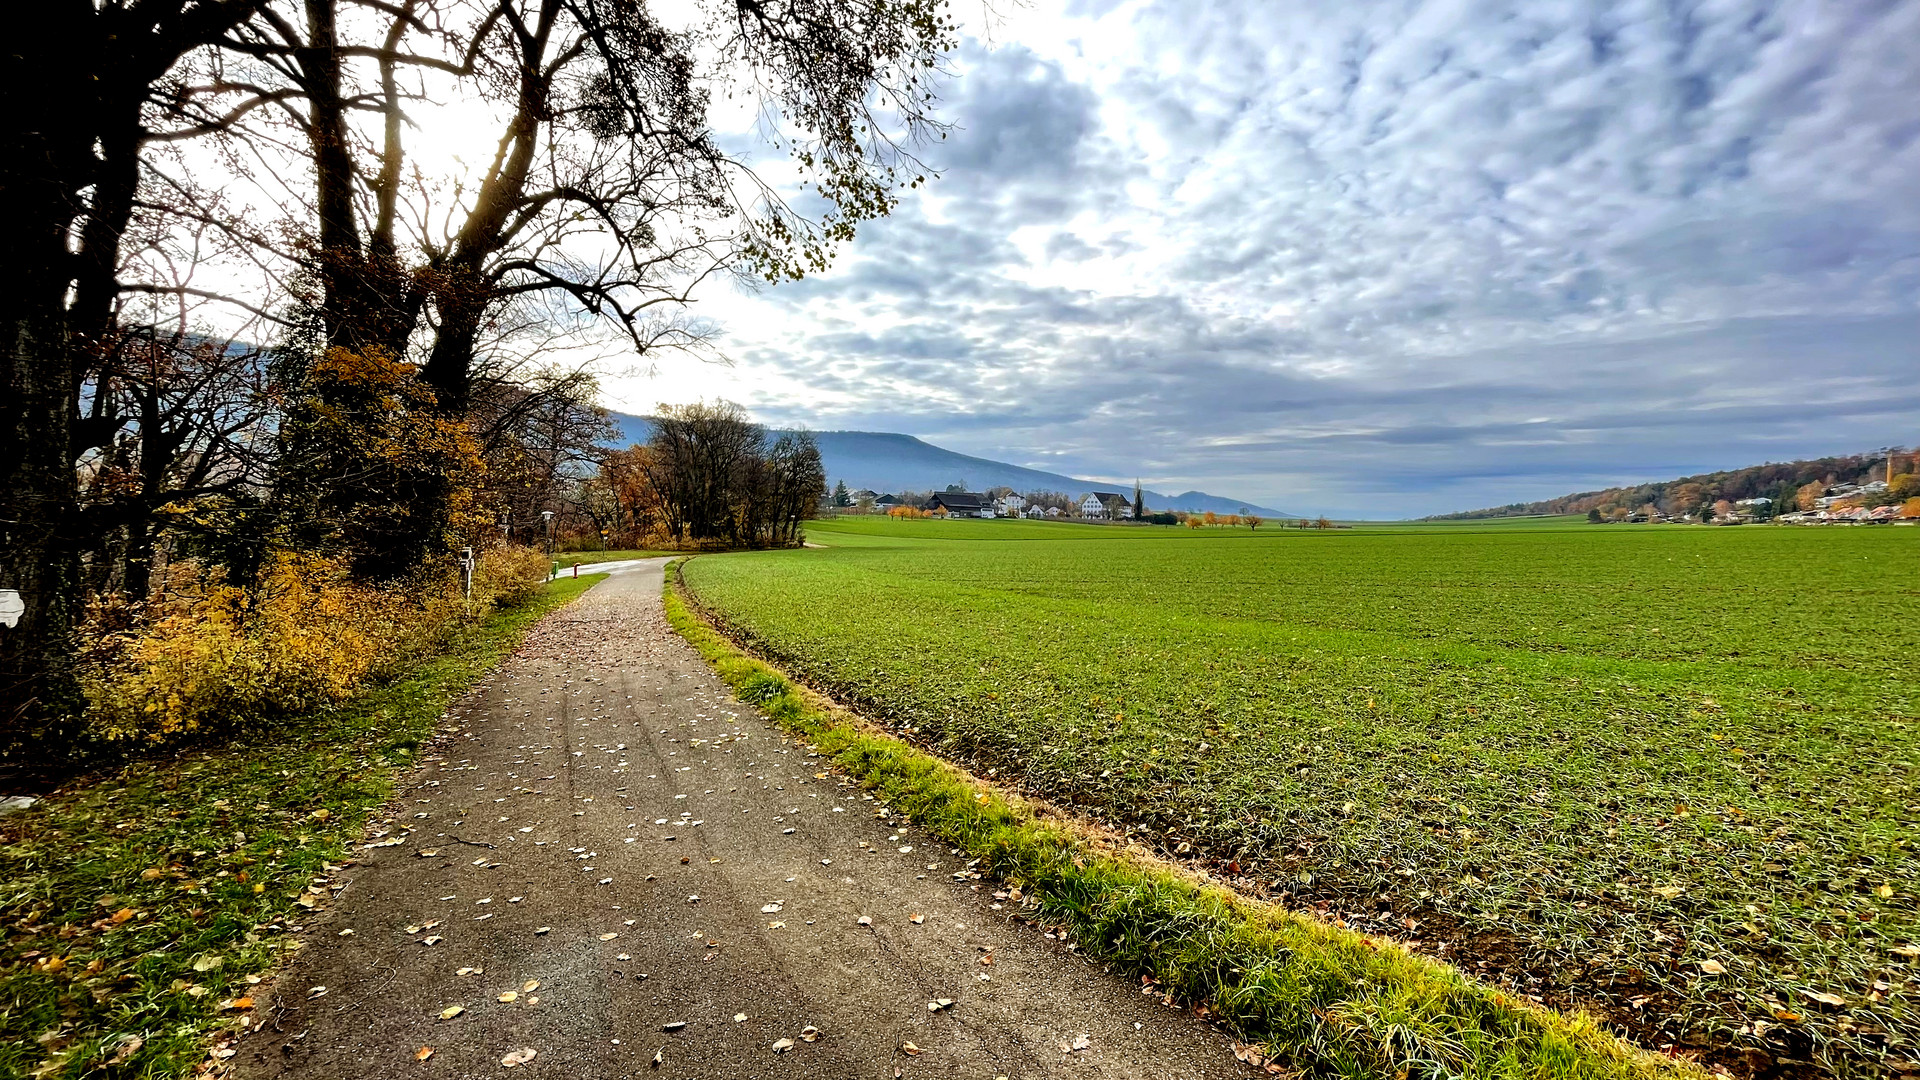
[925,491,991,518]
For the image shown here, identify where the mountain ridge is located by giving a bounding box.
[606,414,1289,517]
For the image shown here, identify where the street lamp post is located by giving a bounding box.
[540,510,555,574]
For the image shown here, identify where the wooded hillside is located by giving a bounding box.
[1426,448,1912,520]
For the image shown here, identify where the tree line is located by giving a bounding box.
[0,0,957,758]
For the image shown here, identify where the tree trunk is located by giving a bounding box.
[0,36,95,754]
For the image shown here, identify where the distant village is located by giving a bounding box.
[826,483,1158,521]
[820,483,1312,527]
[1591,475,1918,525]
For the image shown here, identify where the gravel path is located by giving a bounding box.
[232,561,1253,1079]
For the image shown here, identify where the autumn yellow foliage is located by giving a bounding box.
[82,546,545,744]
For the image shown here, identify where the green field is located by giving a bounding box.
[679,517,1918,1076]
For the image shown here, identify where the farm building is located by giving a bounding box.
[926,491,991,518]
[1079,491,1133,519]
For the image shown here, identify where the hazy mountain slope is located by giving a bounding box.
[606,414,1287,516]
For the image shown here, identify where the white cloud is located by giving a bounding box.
[607,0,1920,517]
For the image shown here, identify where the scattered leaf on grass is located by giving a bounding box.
[1698,959,1728,975]
[1801,989,1847,1007]
[501,1048,537,1067]
[104,1036,143,1065]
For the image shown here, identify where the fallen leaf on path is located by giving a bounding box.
[599,932,619,940]
[650,1049,663,1069]
[909,914,925,924]
[616,953,632,961]
[800,1026,820,1042]
[856,916,872,926]
[498,991,519,1002]
[900,1041,922,1055]
[308,986,328,999]
[457,967,481,976]
[734,1014,747,1023]
[768,921,785,929]
[761,903,783,913]
[771,1038,795,1053]
[414,1047,434,1062]
[1070,1034,1091,1052]
[421,935,442,946]
[535,926,551,934]
[521,980,539,992]
[501,1048,536,1067]
[662,1021,687,1032]
[438,1006,463,1020]
[928,998,954,1012]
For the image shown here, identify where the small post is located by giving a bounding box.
[572,563,578,579]
[461,547,475,600]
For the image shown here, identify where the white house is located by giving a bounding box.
[1078,493,1108,518]
[997,493,1027,516]
[1024,505,1047,519]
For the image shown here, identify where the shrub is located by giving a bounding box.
[80,546,544,747]
[473,545,550,609]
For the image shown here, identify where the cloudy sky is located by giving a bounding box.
[607,0,1920,518]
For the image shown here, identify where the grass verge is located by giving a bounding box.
[664,562,1699,1080]
[0,574,603,1080]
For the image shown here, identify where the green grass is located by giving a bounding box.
[0,574,603,1080]
[665,567,1697,1080]
[679,518,1919,1077]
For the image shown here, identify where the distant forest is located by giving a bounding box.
[1426,448,1913,521]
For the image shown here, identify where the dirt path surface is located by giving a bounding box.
[233,562,1253,1080]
